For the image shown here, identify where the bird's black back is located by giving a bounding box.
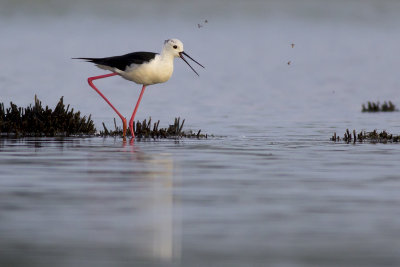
[75,52,158,70]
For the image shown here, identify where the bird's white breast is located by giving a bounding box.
[119,55,174,85]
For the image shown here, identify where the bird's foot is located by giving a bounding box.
[122,118,127,138]
[129,120,135,138]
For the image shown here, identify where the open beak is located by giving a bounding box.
[179,51,205,76]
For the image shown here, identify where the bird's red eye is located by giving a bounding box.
[173,45,178,49]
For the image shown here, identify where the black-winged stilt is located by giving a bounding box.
[74,39,204,138]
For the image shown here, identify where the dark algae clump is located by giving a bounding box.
[362,101,397,112]
[331,129,400,144]
[0,96,95,137]
[332,101,399,143]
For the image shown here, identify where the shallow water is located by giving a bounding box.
[2,0,400,266]
[1,136,400,267]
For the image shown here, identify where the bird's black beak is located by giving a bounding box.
[179,51,205,76]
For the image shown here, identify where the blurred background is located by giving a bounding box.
[1,0,400,133]
[2,1,400,267]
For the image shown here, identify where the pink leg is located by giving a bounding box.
[129,85,147,138]
[87,73,127,137]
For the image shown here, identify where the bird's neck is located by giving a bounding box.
[159,50,175,62]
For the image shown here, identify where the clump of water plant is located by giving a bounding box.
[100,117,207,139]
[331,129,400,143]
[1,96,208,139]
[0,96,96,137]
[362,101,397,112]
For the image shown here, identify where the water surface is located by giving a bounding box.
[1,136,400,266]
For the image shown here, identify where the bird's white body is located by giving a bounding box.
[97,39,184,86]
[97,53,175,85]
[118,53,174,85]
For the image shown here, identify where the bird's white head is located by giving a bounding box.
[163,39,184,57]
[163,38,205,76]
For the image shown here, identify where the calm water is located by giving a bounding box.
[1,0,400,266]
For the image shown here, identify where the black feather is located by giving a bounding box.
[74,52,158,71]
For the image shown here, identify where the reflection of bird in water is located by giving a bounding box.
[124,150,180,262]
[74,39,204,138]
[147,154,178,260]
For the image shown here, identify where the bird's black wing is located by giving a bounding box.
[74,52,158,71]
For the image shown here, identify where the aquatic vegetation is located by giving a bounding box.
[100,117,208,139]
[331,129,400,143]
[0,96,95,137]
[0,96,207,139]
[362,101,397,112]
